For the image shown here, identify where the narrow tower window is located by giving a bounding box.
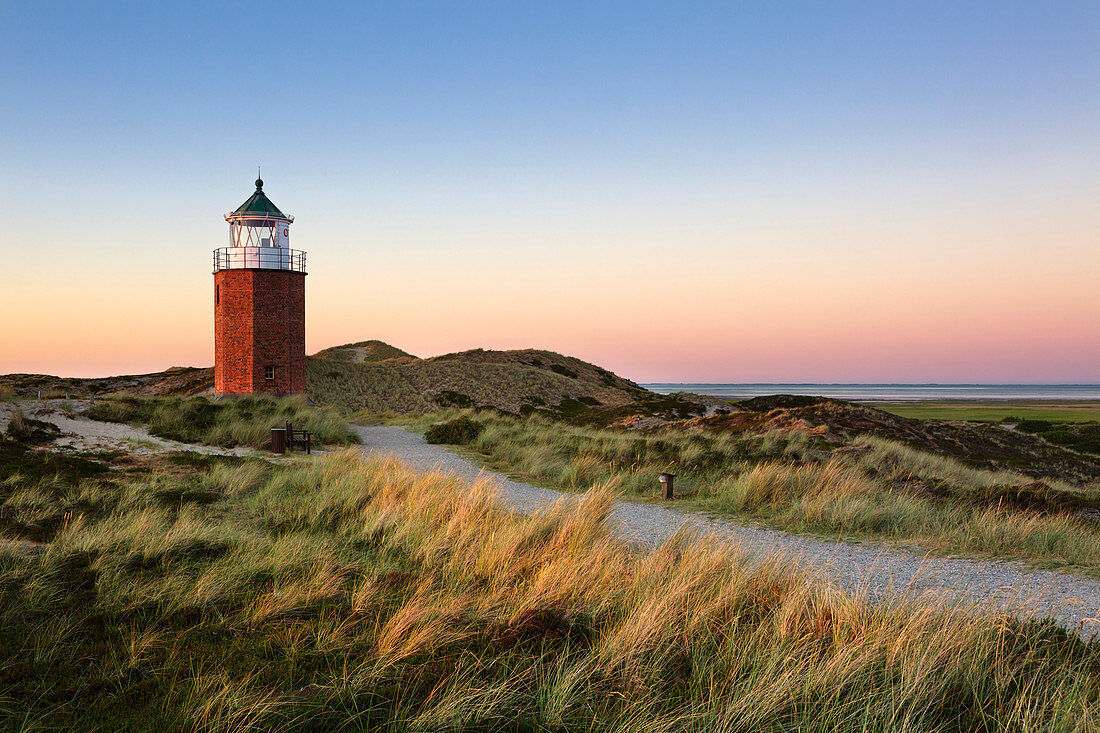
[215,284,220,306]
[265,366,275,380]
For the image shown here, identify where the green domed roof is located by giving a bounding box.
[227,178,289,220]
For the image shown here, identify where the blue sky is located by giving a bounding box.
[6,2,1096,191]
[3,2,1099,381]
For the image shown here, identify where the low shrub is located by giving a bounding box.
[425,416,483,445]
[1017,419,1054,433]
[549,364,578,378]
[1015,420,1100,456]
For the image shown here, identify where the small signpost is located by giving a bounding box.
[658,472,676,500]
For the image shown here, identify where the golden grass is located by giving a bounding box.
[4,448,1100,728]
[436,410,1100,574]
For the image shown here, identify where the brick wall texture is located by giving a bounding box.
[214,269,306,395]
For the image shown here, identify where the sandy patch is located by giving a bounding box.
[0,539,46,555]
[0,402,16,435]
[3,401,253,457]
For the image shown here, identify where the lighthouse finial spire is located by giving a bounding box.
[255,167,263,190]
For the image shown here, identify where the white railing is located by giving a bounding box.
[213,247,306,273]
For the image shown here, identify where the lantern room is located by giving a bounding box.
[214,178,305,273]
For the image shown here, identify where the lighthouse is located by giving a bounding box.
[213,177,306,395]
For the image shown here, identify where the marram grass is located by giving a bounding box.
[439,409,1100,574]
[84,394,357,449]
[2,448,1100,729]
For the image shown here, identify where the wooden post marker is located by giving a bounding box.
[658,472,676,500]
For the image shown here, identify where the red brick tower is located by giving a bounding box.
[213,178,306,395]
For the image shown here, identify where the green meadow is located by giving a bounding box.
[870,401,1100,423]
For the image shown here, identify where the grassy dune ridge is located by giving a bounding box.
[306,356,642,417]
[431,411,1100,573]
[3,445,1100,729]
[84,395,357,449]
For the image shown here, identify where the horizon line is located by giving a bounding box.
[641,382,1100,387]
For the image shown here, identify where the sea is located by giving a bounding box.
[640,384,1100,402]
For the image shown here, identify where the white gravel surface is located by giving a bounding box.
[354,424,1100,636]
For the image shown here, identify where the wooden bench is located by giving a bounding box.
[285,421,312,454]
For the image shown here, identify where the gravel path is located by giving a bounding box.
[354,424,1100,636]
[3,401,254,457]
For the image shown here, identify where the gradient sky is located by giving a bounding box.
[2,2,1098,382]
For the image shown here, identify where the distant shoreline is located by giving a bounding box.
[642,384,1100,402]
